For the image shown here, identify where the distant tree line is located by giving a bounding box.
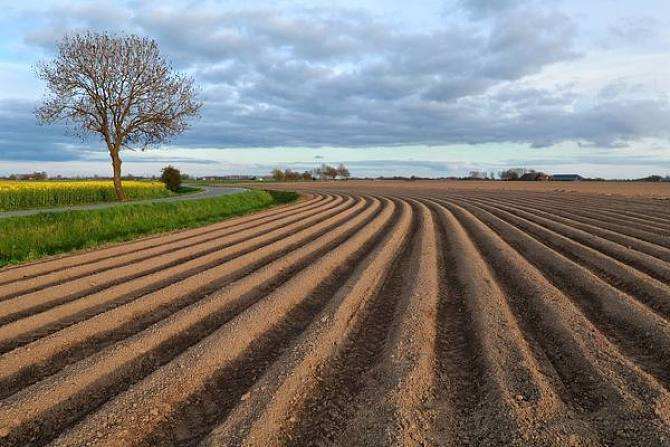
[499,168,553,181]
[271,163,350,181]
[271,169,314,182]
[498,168,528,181]
[467,170,497,180]
[636,175,670,182]
[4,171,49,180]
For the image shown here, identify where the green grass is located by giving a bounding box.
[174,185,203,194]
[0,189,299,267]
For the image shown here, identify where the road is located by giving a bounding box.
[0,185,247,219]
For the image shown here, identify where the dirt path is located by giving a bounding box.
[0,182,669,446]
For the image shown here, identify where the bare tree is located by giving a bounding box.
[35,32,202,200]
[499,168,522,181]
[320,164,339,180]
[468,170,487,180]
[271,168,285,181]
[336,163,350,179]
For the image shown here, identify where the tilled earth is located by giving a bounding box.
[1,181,670,446]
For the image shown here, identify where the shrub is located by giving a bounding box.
[161,165,182,191]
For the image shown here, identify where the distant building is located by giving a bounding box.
[551,174,583,181]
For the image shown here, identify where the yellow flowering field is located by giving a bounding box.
[0,180,171,211]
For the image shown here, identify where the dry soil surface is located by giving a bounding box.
[1,181,670,446]
[256,179,670,199]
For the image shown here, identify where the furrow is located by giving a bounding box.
[464,196,670,285]
[481,196,670,249]
[462,191,670,219]
[499,194,670,225]
[4,201,373,366]
[457,195,670,263]
[426,200,594,446]
[0,193,323,286]
[437,198,670,445]
[460,198,670,320]
[0,196,379,399]
[0,196,360,354]
[285,199,414,446]
[0,194,329,296]
[329,200,440,446]
[2,184,669,446]
[552,207,670,234]
[429,200,488,447]
[486,194,670,233]
[448,199,670,394]
[0,194,338,303]
[469,191,669,216]
[201,198,412,447]
[35,196,398,447]
[0,195,349,323]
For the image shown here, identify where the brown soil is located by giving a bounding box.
[0,181,669,446]
[255,179,670,199]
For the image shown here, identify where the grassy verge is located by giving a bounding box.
[0,190,299,267]
[174,185,203,194]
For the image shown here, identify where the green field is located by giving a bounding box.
[0,190,298,267]
[0,180,172,211]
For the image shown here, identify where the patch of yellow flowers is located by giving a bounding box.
[0,180,170,211]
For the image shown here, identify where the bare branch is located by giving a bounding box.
[34,31,202,200]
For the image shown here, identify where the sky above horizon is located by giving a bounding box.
[1,0,669,179]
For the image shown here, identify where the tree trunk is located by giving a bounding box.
[110,150,126,201]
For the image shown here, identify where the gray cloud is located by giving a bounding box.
[606,16,660,46]
[500,154,670,169]
[119,156,219,165]
[2,1,668,163]
[457,0,529,18]
[0,99,84,161]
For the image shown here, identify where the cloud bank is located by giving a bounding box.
[0,0,669,165]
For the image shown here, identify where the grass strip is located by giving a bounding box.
[174,186,203,194]
[0,190,298,267]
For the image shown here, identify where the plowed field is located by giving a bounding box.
[1,182,670,446]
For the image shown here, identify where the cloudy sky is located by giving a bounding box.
[1,0,669,178]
